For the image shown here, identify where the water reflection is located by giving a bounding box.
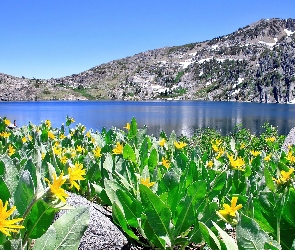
[1,101,295,136]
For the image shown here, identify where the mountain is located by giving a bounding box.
[1,18,295,103]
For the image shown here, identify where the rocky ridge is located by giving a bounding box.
[1,18,295,103]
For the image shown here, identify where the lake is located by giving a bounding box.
[0,100,294,137]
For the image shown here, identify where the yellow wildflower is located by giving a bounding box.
[93,146,102,158]
[123,123,130,130]
[273,168,294,185]
[59,133,66,139]
[211,139,222,152]
[91,137,96,144]
[162,157,170,169]
[113,142,124,155]
[264,154,272,162]
[216,147,225,159]
[240,143,246,149]
[174,141,187,149]
[68,163,86,190]
[227,153,245,170]
[45,120,51,128]
[28,135,33,141]
[286,151,295,163]
[4,119,11,126]
[265,137,276,143]
[48,131,55,140]
[207,160,214,168]
[140,177,155,188]
[8,145,15,156]
[45,173,68,202]
[53,146,62,156]
[60,156,68,165]
[251,150,261,157]
[219,197,243,217]
[1,131,11,138]
[22,137,27,143]
[86,131,91,138]
[76,145,84,154]
[0,200,25,236]
[41,152,46,160]
[159,138,166,147]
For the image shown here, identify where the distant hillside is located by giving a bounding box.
[1,18,295,103]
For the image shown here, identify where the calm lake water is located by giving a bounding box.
[0,100,294,137]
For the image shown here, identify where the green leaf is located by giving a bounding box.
[123,144,136,164]
[236,213,281,250]
[116,189,141,228]
[103,153,113,172]
[34,207,89,250]
[175,181,207,236]
[128,117,138,139]
[1,155,18,198]
[148,148,158,170]
[212,221,238,250]
[32,225,56,250]
[0,177,10,203]
[112,202,139,240]
[52,206,89,250]
[199,221,221,250]
[26,200,57,239]
[264,166,276,193]
[140,184,172,248]
[14,170,35,216]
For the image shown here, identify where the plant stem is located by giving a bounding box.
[277,216,280,245]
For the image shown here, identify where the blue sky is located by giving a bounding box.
[1,0,294,79]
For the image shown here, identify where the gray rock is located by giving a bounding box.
[57,192,129,250]
[282,127,295,152]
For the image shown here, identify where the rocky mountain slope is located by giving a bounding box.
[1,18,295,103]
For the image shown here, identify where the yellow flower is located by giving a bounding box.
[265,137,276,143]
[93,146,102,158]
[216,147,225,159]
[264,154,272,162]
[219,197,243,217]
[211,139,222,152]
[4,119,11,126]
[45,173,68,202]
[251,150,261,157]
[162,157,170,169]
[53,146,62,156]
[273,168,294,185]
[41,152,46,160]
[286,151,295,163]
[227,153,245,171]
[48,131,55,140]
[22,137,27,143]
[113,142,124,155]
[70,118,75,123]
[0,200,25,236]
[159,138,166,147]
[140,177,155,188]
[91,137,96,144]
[86,131,91,138]
[59,133,66,139]
[207,160,214,168]
[76,145,84,154]
[8,145,15,156]
[45,120,51,128]
[28,135,33,141]
[240,143,246,149]
[68,163,86,190]
[174,141,187,149]
[123,123,130,130]
[60,156,68,165]
[1,131,11,138]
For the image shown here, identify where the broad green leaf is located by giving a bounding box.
[236,213,281,250]
[53,206,89,250]
[0,177,10,203]
[148,148,158,170]
[264,166,276,193]
[0,160,4,175]
[123,143,136,164]
[112,202,139,240]
[140,184,172,247]
[1,155,18,198]
[116,189,141,228]
[26,200,57,239]
[212,221,238,250]
[103,153,113,172]
[175,181,207,236]
[128,117,138,139]
[32,225,56,250]
[14,170,35,216]
[199,221,221,250]
[210,172,226,198]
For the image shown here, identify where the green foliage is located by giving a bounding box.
[1,115,295,249]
